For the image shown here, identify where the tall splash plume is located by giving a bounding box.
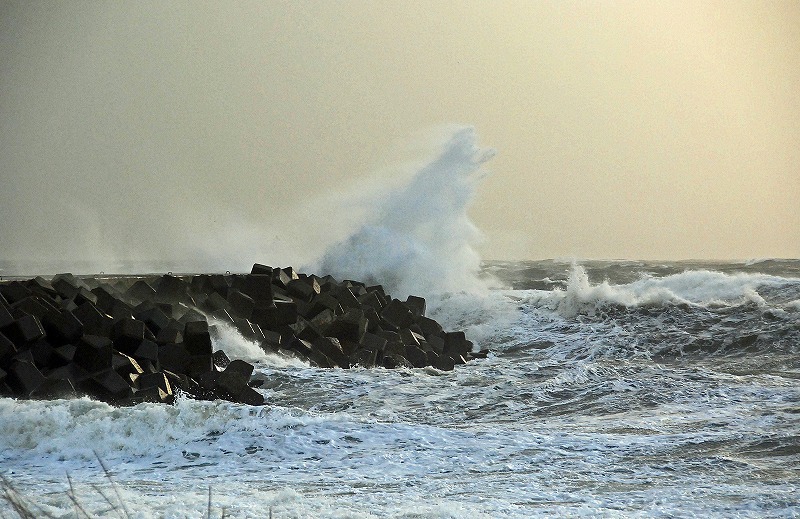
[314,126,495,299]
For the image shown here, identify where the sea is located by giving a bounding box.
[2,128,799,517]
[1,259,799,518]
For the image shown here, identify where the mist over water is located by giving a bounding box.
[315,126,495,299]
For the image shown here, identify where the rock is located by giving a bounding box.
[41,309,83,345]
[0,331,18,364]
[405,295,426,318]
[226,289,255,319]
[215,359,254,397]
[232,274,273,303]
[380,299,415,330]
[1,314,45,345]
[312,337,350,368]
[443,331,473,358]
[72,301,113,336]
[250,263,273,276]
[155,275,190,303]
[234,386,265,405]
[184,321,212,355]
[287,278,318,302]
[212,349,231,369]
[6,360,46,396]
[0,281,32,305]
[111,318,146,355]
[324,309,368,344]
[125,279,157,302]
[84,368,134,401]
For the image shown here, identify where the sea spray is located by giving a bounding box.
[314,126,496,300]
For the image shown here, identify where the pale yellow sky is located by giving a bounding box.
[1,1,798,271]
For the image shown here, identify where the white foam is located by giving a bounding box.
[528,264,798,317]
[209,320,308,368]
[313,126,495,300]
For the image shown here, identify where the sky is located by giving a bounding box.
[1,1,798,274]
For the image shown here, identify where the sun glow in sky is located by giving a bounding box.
[1,1,798,270]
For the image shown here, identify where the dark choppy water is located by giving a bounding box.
[2,260,799,518]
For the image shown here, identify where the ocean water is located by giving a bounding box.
[2,259,799,518]
[2,129,798,517]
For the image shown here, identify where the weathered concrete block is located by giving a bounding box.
[41,309,83,345]
[252,299,297,328]
[310,308,336,330]
[134,305,171,337]
[417,316,443,338]
[179,307,207,324]
[186,354,214,378]
[382,353,413,369]
[90,285,122,314]
[232,274,273,303]
[6,360,46,396]
[429,351,455,371]
[27,277,59,299]
[112,352,144,377]
[215,359,254,397]
[260,329,282,351]
[202,292,229,313]
[350,347,378,368]
[405,295,426,318]
[1,314,45,345]
[53,343,76,365]
[73,335,113,373]
[30,339,56,368]
[71,301,113,336]
[124,385,173,405]
[46,363,92,384]
[307,293,343,319]
[443,331,473,356]
[291,317,325,343]
[404,344,428,368]
[234,386,264,405]
[51,274,81,300]
[158,343,190,373]
[226,289,255,319]
[112,318,146,355]
[287,278,318,302]
[312,337,350,368]
[425,334,445,355]
[380,299,415,330]
[0,331,17,364]
[250,263,273,276]
[12,296,52,319]
[330,286,361,310]
[0,281,33,304]
[324,309,368,344]
[72,287,98,307]
[133,339,159,365]
[155,275,190,303]
[184,321,213,355]
[85,368,134,401]
[209,308,235,324]
[357,291,384,311]
[136,371,172,394]
[31,377,78,399]
[399,328,423,348]
[155,321,183,345]
[0,304,14,328]
[126,279,157,302]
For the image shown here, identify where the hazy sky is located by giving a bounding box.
[1,1,798,272]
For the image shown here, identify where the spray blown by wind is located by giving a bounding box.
[315,126,495,299]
